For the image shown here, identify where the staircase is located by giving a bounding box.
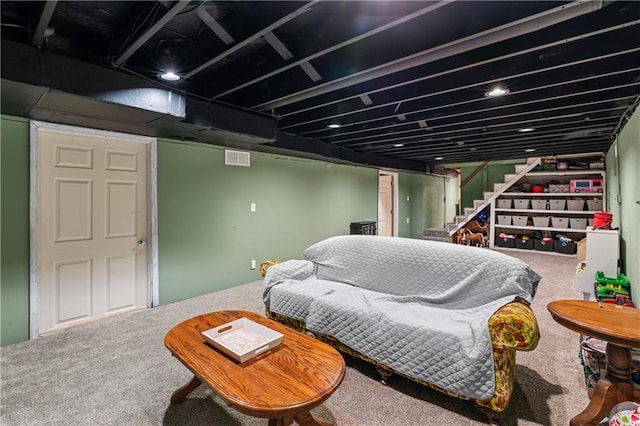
[421,157,542,243]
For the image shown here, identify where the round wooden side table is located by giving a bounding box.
[547,300,640,426]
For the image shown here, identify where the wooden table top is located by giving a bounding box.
[547,300,640,349]
[164,310,345,419]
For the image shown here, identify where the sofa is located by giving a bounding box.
[262,235,541,424]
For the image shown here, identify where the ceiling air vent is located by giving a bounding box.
[225,149,250,167]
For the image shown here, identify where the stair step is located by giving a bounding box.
[455,215,467,224]
[422,235,453,243]
[423,227,449,238]
[503,174,517,182]
[493,182,506,191]
[474,199,485,209]
[483,191,494,200]
[514,164,529,173]
[464,207,476,216]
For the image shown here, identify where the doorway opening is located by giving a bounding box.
[378,171,398,236]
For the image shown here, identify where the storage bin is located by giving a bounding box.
[514,238,533,250]
[530,199,547,210]
[549,199,566,210]
[569,217,587,229]
[497,199,512,209]
[566,199,585,211]
[587,198,603,211]
[512,215,529,226]
[513,199,530,209]
[551,216,569,228]
[497,215,512,225]
[553,240,577,254]
[495,236,515,248]
[549,184,570,193]
[532,216,551,227]
[588,218,594,227]
[533,238,554,252]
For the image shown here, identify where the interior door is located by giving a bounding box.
[378,174,394,236]
[37,129,149,334]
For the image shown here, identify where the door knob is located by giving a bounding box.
[137,239,147,247]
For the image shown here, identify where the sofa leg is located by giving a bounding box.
[375,366,393,385]
[476,406,502,425]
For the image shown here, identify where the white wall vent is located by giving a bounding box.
[225,149,250,167]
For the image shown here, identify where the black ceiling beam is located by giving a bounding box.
[252,0,613,111]
[112,0,191,67]
[32,0,57,47]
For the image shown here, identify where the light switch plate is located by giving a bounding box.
[250,203,256,212]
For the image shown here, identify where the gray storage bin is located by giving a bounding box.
[497,199,512,209]
[570,217,587,229]
[567,199,585,211]
[532,216,551,227]
[530,199,547,210]
[513,199,530,209]
[587,198,603,211]
[551,216,569,228]
[497,215,512,225]
[512,215,529,226]
[549,199,566,210]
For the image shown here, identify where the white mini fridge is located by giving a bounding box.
[574,229,619,300]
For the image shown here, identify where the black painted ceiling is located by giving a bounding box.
[2,1,640,168]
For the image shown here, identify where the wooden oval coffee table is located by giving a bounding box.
[165,310,345,426]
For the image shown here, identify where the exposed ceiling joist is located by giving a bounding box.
[32,0,57,47]
[184,1,318,79]
[112,0,191,67]
[253,0,613,111]
[197,7,234,45]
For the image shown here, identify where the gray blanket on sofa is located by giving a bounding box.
[263,236,540,399]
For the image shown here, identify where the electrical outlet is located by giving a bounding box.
[406,195,410,202]
[251,259,256,270]
[406,218,410,224]
[250,203,256,212]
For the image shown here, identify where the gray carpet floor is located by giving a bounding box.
[1,250,589,425]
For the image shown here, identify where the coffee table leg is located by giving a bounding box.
[267,412,332,426]
[570,343,633,426]
[170,375,202,404]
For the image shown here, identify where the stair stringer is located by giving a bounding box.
[447,158,542,236]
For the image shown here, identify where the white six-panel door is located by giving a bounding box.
[36,127,149,334]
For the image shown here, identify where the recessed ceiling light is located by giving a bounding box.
[327,123,341,129]
[519,127,535,132]
[160,71,180,81]
[434,156,444,160]
[393,143,404,147]
[525,148,536,152]
[485,87,509,97]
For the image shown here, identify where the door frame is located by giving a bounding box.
[29,120,159,339]
[378,170,399,236]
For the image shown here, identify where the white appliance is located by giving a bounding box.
[574,228,619,300]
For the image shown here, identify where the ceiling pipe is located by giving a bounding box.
[112,0,191,67]
[210,0,453,99]
[252,0,614,111]
[183,1,319,79]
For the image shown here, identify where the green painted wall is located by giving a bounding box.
[407,173,457,237]
[1,116,31,346]
[457,161,521,211]
[606,107,640,302]
[1,115,452,345]
[157,141,378,304]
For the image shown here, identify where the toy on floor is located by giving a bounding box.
[594,272,635,308]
